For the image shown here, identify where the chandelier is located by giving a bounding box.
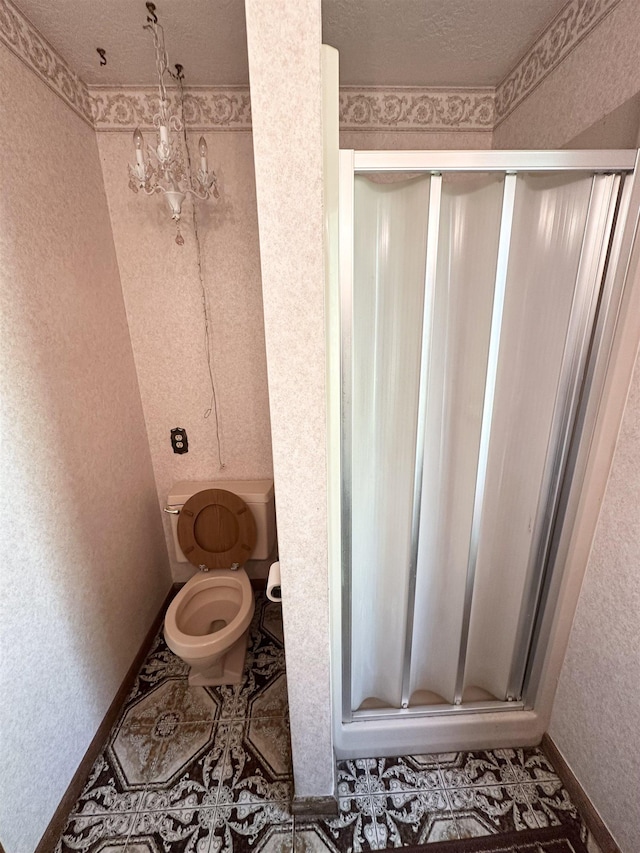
[128,3,219,244]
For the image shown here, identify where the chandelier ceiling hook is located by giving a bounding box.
[145,3,158,25]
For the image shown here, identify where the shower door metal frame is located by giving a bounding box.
[339,148,639,725]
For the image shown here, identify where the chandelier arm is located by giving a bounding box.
[184,187,211,201]
[141,184,163,196]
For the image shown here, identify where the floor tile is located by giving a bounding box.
[452,815,492,840]
[505,746,560,785]
[140,721,228,811]
[313,796,382,852]
[247,673,289,720]
[210,803,293,853]
[109,696,218,793]
[521,778,581,829]
[437,750,517,788]
[216,719,293,808]
[127,649,241,724]
[366,755,442,795]
[301,791,457,851]
[129,807,216,853]
[250,597,285,654]
[336,754,442,799]
[293,821,344,853]
[55,808,136,853]
[122,677,222,729]
[335,759,373,798]
[260,601,285,647]
[207,684,250,722]
[402,754,442,771]
[236,654,287,721]
[448,783,539,835]
[244,715,292,779]
[125,630,190,704]
[125,844,159,853]
[373,791,458,847]
[69,749,147,818]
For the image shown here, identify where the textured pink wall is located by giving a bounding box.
[96,130,273,582]
[0,44,170,853]
[340,129,493,149]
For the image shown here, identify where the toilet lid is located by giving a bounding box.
[177,489,257,570]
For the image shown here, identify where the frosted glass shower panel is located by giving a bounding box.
[340,149,636,729]
[350,175,430,711]
[463,173,594,700]
[408,175,505,706]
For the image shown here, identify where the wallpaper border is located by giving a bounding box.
[0,0,93,126]
[338,87,495,131]
[495,0,623,124]
[89,85,496,132]
[90,86,252,132]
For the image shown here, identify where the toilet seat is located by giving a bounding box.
[177,488,257,570]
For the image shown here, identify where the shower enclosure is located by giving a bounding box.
[332,149,640,756]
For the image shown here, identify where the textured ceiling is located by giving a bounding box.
[15,0,250,86]
[14,0,569,88]
[324,0,569,87]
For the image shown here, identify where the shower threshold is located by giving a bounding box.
[352,699,525,723]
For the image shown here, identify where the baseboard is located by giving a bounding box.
[291,794,339,818]
[541,733,621,853]
[34,584,178,853]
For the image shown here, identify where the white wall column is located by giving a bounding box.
[245,0,335,800]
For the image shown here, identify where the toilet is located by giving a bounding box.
[163,480,276,686]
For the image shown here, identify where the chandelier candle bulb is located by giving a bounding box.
[199,137,208,175]
[159,124,170,148]
[133,128,145,170]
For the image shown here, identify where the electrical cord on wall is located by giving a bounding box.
[175,69,225,470]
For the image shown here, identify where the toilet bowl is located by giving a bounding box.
[164,486,263,686]
[164,568,254,686]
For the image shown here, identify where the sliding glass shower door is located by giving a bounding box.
[339,150,637,720]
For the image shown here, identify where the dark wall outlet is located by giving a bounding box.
[171,427,188,454]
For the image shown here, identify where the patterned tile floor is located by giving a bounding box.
[56,594,596,853]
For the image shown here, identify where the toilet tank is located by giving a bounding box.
[167,479,276,563]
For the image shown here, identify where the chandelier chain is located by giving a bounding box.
[177,75,225,470]
[143,3,169,118]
